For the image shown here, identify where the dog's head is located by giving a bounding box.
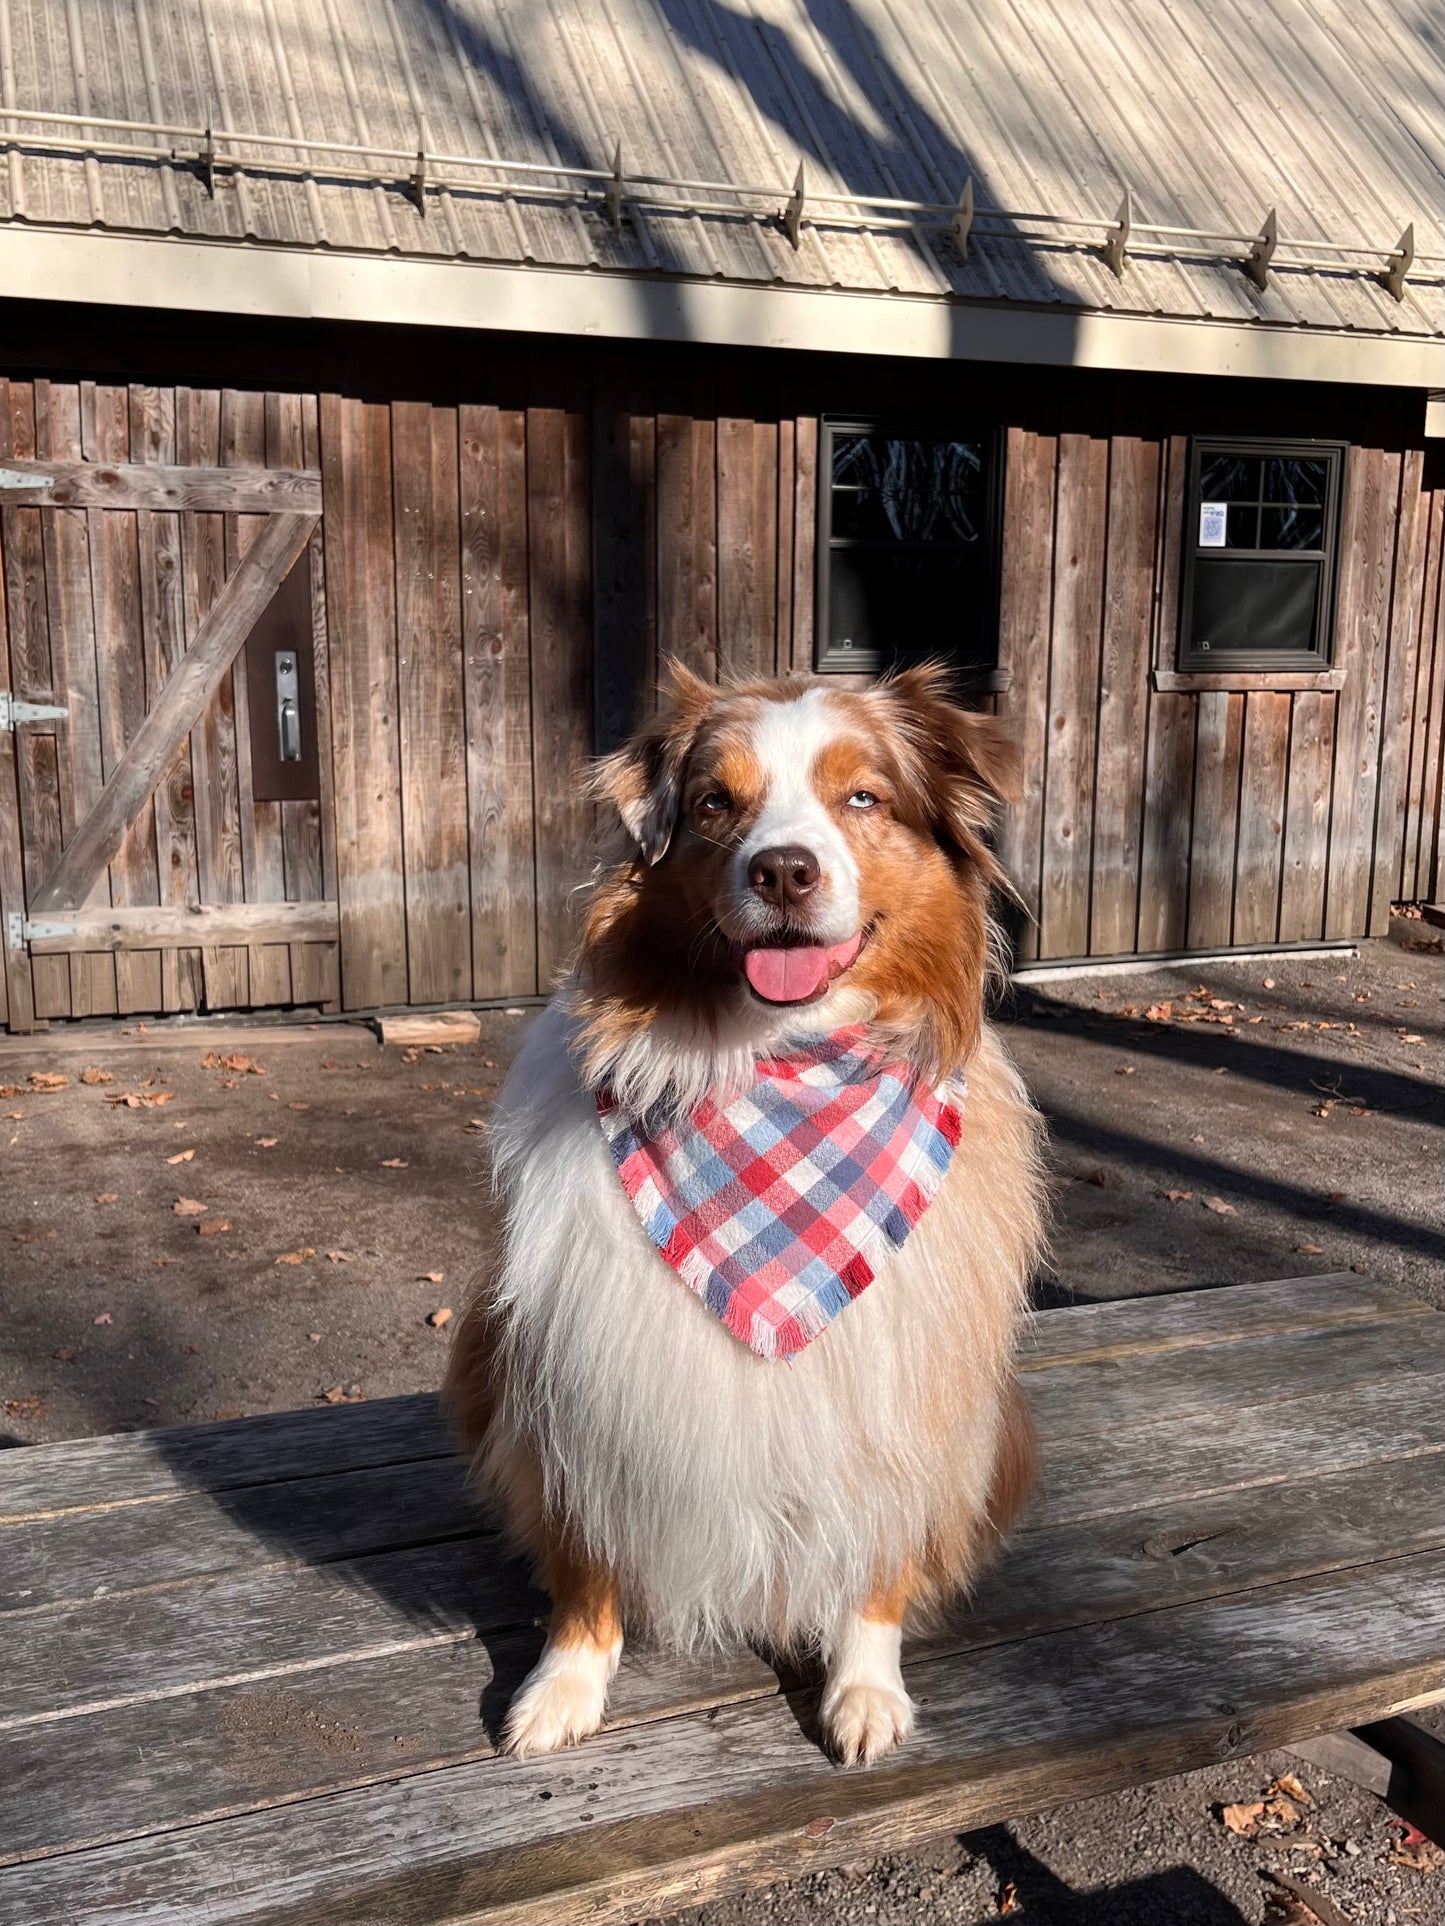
[577,662,1020,1103]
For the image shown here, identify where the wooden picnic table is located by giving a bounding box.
[2,1273,1441,1925]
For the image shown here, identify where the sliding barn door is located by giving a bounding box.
[0,383,339,1033]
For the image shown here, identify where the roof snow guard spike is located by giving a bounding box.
[198,122,216,198]
[1103,187,1132,277]
[1382,223,1415,301]
[606,140,624,231]
[951,176,974,259]
[781,162,805,250]
[412,134,428,216]
[1245,207,1278,290]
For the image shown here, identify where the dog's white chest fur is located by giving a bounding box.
[485,1004,1032,1649]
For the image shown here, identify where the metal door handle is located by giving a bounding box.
[274,651,302,763]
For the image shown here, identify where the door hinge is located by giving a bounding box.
[0,466,53,491]
[0,692,69,731]
[7,913,77,948]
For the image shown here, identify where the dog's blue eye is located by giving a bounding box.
[847,790,880,810]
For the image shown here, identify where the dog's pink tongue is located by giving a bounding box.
[742,932,862,1003]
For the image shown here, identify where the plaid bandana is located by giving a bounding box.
[596,1027,964,1360]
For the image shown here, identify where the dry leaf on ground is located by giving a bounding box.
[3,1397,46,1420]
[1202,1196,1237,1215]
[14,1228,55,1244]
[93,1312,112,1326]
[79,1068,113,1086]
[317,1383,365,1405]
[1144,1002,1173,1022]
[95,1193,119,1205]
[325,1250,352,1264]
[198,1218,232,1237]
[1390,1822,1445,1872]
[167,1149,196,1165]
[1115,1064,1136,1076]
[28,1071,69,1090]
[256,1136,279,1148]
[172,1197,208,1216]
[381,1157,408,1168]
[215,1406,245,1421]
[427,1307,453,1328]
[51,1346,77,1363]
[106,1089,175,1108]
[1157,1188,1194,1203]
[1265,1773,1312,1806]
[203,1052,267,1076]
[275,1248,316,1265]
[1294,1243,1325,1255]
[419,1269,445,1283]
[996,1882,1020,1917]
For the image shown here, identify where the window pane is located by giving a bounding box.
[830,435,983,544]
[1191,557,1320,657]
[1260,504,1324,552]
[1200,454,1261,503]
[1226,503,1260,548]
[828,546,993,669]
[1265,456,1328,507]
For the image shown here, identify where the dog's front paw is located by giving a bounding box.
[501,1643,618,1758]
[820,1677,915,1766]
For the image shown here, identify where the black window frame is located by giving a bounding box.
[814,416,1005,677]
[1177,435,1348,675]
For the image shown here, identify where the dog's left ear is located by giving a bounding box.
[592,660,714,864]
[883,662,1022,872]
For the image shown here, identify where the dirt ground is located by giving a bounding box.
[2,935,1441,1924]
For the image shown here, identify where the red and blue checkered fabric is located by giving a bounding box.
[596,1026,964,1360]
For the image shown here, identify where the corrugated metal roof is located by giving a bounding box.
[0,0,1440,340]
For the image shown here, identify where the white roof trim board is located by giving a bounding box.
[0,0,1440,352]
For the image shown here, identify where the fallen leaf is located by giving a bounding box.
[381,1157,408,1168]
[420,1269,445,1284]
[1144,1002,1173,1022]
[308,1332,322,1343]
[1401,1032,1424,1044]
[1312,1100,1335,1119]
[166,1148,196,1165]
[3,1397,46,1420]
[173,1197,208,1216]
[1262,1870,1350,1925]
[203,1052,267,1076]
[1390,1821,1445,1872]
[1191,1133,1205,1144]
[197,1218,232,1236]
[4,1109,23,1119]
[1157,1188,1195,1203]
[1293,1242,1325,1254]
[95,1193,119,1205]
[105,1089,175,1108]
[79,1068,114,1086]
[13,1228,55,1243]
[156,1256,176,1268]
[93,1312,112,1326]
[1220,1801,1265,1836]
[1266,1773,1312,1807]
[1263,977,1275,988]
[1080,1167,1110,1187]
[274,1248,316,1265]
[183,1343,205,1355]
[427,1307,454,1328]
[1115,1064,1136,1076]
[215,1406,245,1421]
[997,1881,1020,1917]
[255,1136,279,1148]
[466,1118,488,1131]
[325,1250,352,1264]
[1202,1196,1237,1215]
[317,1383,365,1405]
[287,1101,311,1112]
[28,1070,69,1091]
[51,1346,77,1363]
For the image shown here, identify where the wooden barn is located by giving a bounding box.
[0,0,1440,1032]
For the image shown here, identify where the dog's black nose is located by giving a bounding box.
[748,844,821,909]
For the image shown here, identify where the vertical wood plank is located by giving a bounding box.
[716,418,776,681]
[789,418,817,673]
[132,384,203,1012]
[1231,691,1291,945]
[296,393,341,1010]
[89,383,163,1015]
[774,418,796,677]
[0,475,34,1028]
[527,404,592,986]
[592,388,651,751]
[0,378,63,1020]
[1325,448,1399,938]
[392,401,470,1006]
[1278,691,1336,941]
[1368,449,1428,932]
[226,389,292,1006]
[1039,433,1108,958]
[1415,492,1445,903]
[1186,692,1245,948]
[320,395,408,1010]
[181,386,249,1008]
[1137,435,1195,953]
[39,382,114,1017]
[268,391,334,1006]
[462,404,536,999]
[1399,488,1443,901]
[1090,436,1158,956]
[995,429,1057,959]
[656,416,718,681]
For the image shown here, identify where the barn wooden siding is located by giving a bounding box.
[1,374,1440,1031]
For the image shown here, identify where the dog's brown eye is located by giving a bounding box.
[846,790,880,811]
[698,791,731,814]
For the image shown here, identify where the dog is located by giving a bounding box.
[444,660,1046,1767]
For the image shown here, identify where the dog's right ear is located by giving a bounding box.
[592,660,714,864]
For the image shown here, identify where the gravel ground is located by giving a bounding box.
[1,935,1440,1924]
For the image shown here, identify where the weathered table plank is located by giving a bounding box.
[2,1277,1440,1926]
[3,1555,1439,1926]
[3,1450,1438,1868]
